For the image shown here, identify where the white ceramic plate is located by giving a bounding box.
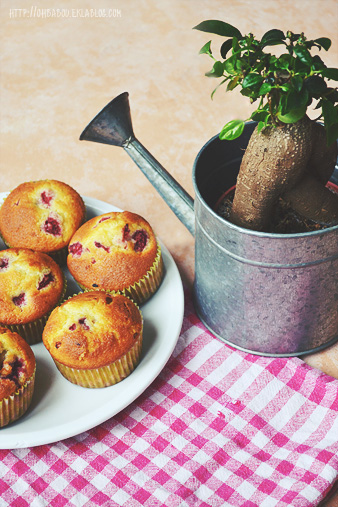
[0,194,184,449]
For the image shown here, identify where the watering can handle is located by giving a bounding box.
[80,92,195,236]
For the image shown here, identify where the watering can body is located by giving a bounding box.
[80,92,338,357]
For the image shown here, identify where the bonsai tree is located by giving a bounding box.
[194,20,338,231]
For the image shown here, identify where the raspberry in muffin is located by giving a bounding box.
[0,180,86,264]
[0,248,66,344]
[67,211,163,304]
[42,291,143,388]
[0,328,36,427]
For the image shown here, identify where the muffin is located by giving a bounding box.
[0,180,86,264]
[67,211,163,305]
[42,291,143,388]
[0,328,36,427]
[0,248,66,344]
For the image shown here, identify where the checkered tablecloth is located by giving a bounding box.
[1,291,337,507]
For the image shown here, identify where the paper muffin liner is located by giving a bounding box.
[52,332,143,388]
[0,367,36,428]
[47,246,69,266]
[1,276,67,345]
[79,243,164,306]
[121,244,164,305]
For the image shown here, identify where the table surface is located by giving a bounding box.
[1,1,338,505]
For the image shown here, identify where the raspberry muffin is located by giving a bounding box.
[42,291,143,388]
[0,180,86,264]
[67,211,163,305]
[0,328,36,427]
[0,248,66,344]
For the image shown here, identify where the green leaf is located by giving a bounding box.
[325,89,338,103]
[321,99,338,127]
[304,75,327,95]
[279,93,287,115]
[311,55,326,71]
[193,20,242,39]
[223,55,238,75]
[205,61,224,78]
[258,82,272,95]
[235,58,243,72]
[314,37,331,51]
[294,57,310,74]
[277,54,293,70]
[277,105,307,123]
[199,40,212,55]
[232,37,240,53]
[211,78,228,99]
[261,29,286,47]
[321,67,338,81]
[227,75,240,91]
[242,73,264,89]
[251,110,270,122]
[291,75,303,92]
[219,120,245,140]
[257,121,266,133]
[286,88,309,111]
[240,88,253,97]
[263,40,286,47]
[326,123,338,146]
[279,83,292,92]
[294,44,312,67]
[220,39,233,59]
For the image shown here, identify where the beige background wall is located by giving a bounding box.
[1,0,338,375]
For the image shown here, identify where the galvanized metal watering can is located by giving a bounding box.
[80,92,338,357]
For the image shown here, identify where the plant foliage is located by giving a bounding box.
[193,20,338,144]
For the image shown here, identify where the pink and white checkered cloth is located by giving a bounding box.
[1,291,337,507]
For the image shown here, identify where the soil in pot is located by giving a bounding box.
[216,182,338,234]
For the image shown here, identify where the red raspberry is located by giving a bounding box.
[132,230,148,252]
[78,318,90,330]
[43,217,62,237]
[0,258,9,271]
[69,242,83,257]
[95,242,110,253]
[12,293,26,307]
[3,359,24,387]
[40,191,53,207]
[122,224,131,242]
[37,272,54,290]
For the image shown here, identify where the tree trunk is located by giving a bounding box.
[230,118,338,232]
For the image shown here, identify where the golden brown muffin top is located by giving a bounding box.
[42,291,143,369]
[67,211,158,292]
[0,180,85,252]
[0,327,36,400]
[0,248,65,324]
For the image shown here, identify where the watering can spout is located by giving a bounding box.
[80,92,195,235]
[80,92,134,146]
